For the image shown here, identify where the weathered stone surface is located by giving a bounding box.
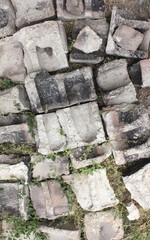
[29,181,69,220]
[63,169,119,211]
[0,154,30,165]
[140,28,150,53]
[0,114,27,127]
[0,38,26,82]
[36,102,106,155]
[0,123,35,144]
[25,67,97,113]
[0,85,30,114]
[106,6,150,59]
[0,183,28,219]
[126,202,140,220]
[40,226,81,240]
[0,0,16,38]
[11,0,55,28]
[31,155,69,180]
[84,210,124,240]
[57,0,105,20]
[123,163,150,209]
[113,25,143,51]
[70,143,112,169]
[14,21,68,73]
[0,162,28,183]
[73,26,102,53]
[102,104,150,164]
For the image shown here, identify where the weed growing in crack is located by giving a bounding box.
[0,78,15,90]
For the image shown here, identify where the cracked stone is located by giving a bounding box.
[126,202,140,220]
[63,169,119,211]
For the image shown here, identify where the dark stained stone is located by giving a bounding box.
[92,0,105,12]
[0,155,30,165]
[129,62,142,86]
[119,108,142,124]
[0,9,9,28]
[0,114,27,127]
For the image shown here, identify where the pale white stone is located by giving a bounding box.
[126,202,140,220]
[140,59,150,87]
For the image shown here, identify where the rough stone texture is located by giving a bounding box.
[14,21,68,73]
[57,0,105,20]
[0,85,30,114]
[84,210,124,240]
[0,0,16,38]
[0,154,30,165]
[36,102,106,155]
[102,103,150,164]
[63,169,119,211]
[0,162,28,183]
[126,202,140,220]
[70,143,112,169]
[0,123,35,144]
[0,38,26,83]
[11,0,55,28]
[29,181,69,220]
[106,6,150,59]
[0,114,27,127]
[25,67,97,113]
[139,28,150,53]
[0,183,28,219]
[40,226,81,240]
[113,25,143,51]
[123,163,150,209]
[31,155,69,180]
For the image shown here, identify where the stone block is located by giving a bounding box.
[35,102,106,155]
[0,114,27,127]
[63,169,119,211]
[0,38,26,83]
[57,0,105,20]
[70,19,109,64]
[70,143,112,169]
[31,155,69,180]
[126,202,140,220]
[29,181,69,220]
[14,21,68,74]
[0,154,30,165]
[106,7,150,59]
[25,67,97,113]
[84,210,124,240]
[0,85,30,114]
[11,0,55,28]
[123,163,150,209]
[0,0,16,38]
[0,123,35,144]
[102,103,150,164]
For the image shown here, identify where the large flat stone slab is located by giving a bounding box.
[63,169,119,211]
[102,104,150,165]
[106,6,150,59]
[35,102,106,154]
[57,0,105,20]
[123,163,150,209]
[25,67,97,113]
[0,85,30,114]
[29,181,69,220]
[14,21,68,73]
[11,0,55,28]
[84,210,124,240]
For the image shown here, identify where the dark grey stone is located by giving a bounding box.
[0,114,27,127]
[92,0,105,12]
[0,155,30,165]
[0,9,9,29]
[129,62,142,86]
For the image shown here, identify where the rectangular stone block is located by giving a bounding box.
[35,102,106,155]
[0,114,27,127]
[29,181,69,220]
[25,67,97,113]
[0,154,30,165]
[14,21,68,74]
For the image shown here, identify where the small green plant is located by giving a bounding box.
[68,39,75,51]
[0,78,15,90]
[144,0,150,6]
[60,129,65,136]
[24,111,37,138]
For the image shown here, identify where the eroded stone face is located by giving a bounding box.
[29,181,69,220]
[123,163,150,209]
[63,169,119,211]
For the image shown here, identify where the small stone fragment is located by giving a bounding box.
[66,0,84,16]
[29,181,69,220]
[126,202,140,220]
[84,210,124,240]
[123,163,150,209]
[63,169,119,211]
[140,59,150,87]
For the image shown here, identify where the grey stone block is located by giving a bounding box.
[35,102,106,155]
[123,163,150,209]
[84,210,124,240]
[14,21,68,74]
[0,0,16,38]
[0,155,30,165]
[102,104,150,164]
[106,6,150,59]
[25,67,97,113]
[0,114,27,127]
[63,169,119,211]
[0,85,30,114]
[57,0,105,20]
[29,181,69,220]
[11,0,55,28]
